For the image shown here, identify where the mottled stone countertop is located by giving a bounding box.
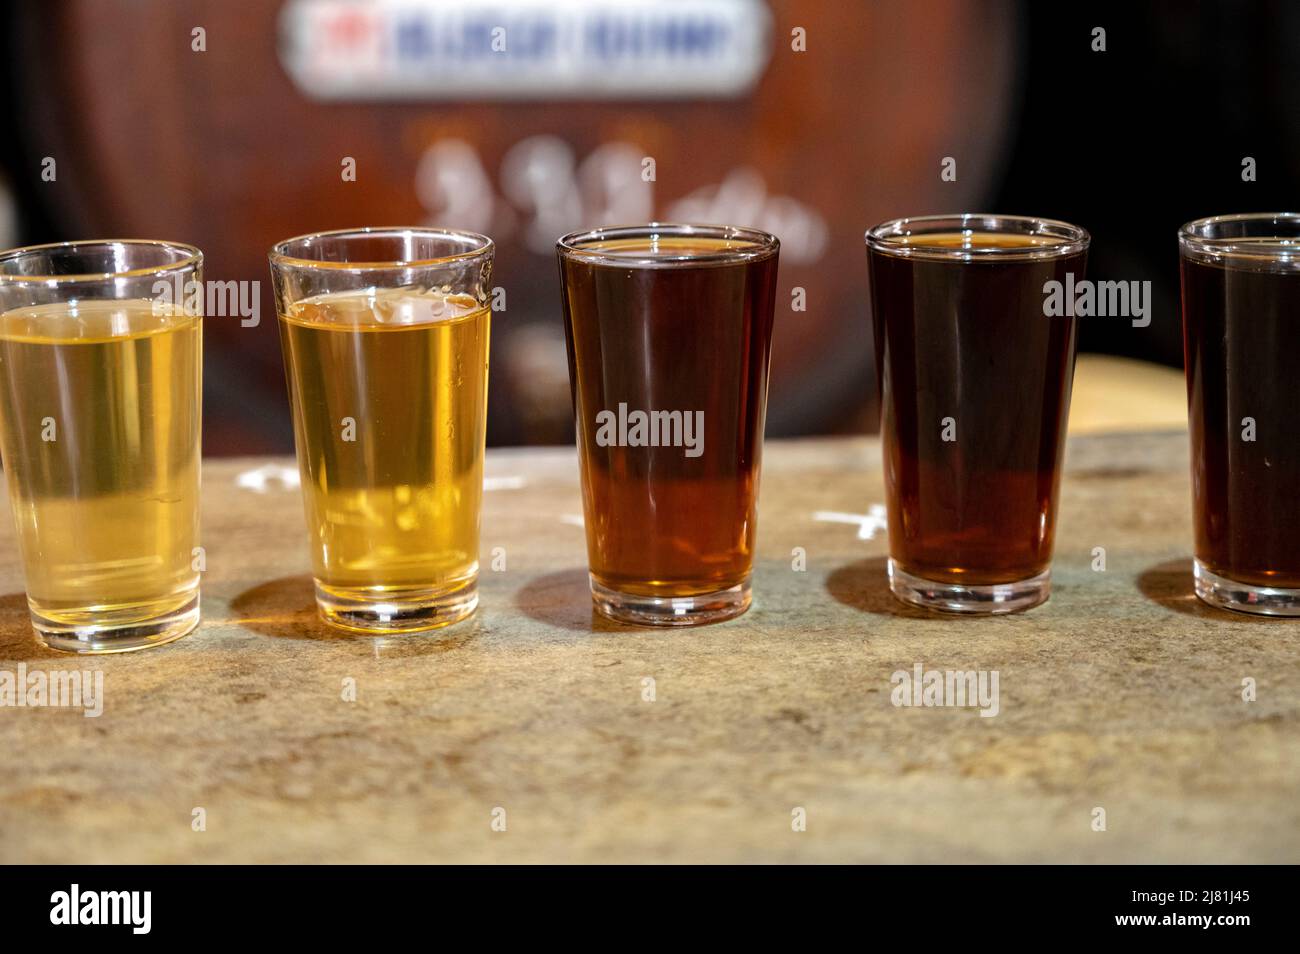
[1,433,1296,863]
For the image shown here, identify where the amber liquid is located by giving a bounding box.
[560,237,778,598]
[0,299,202,626]
[870,232,1085,584]
[278,289,490,598]
[1182,250,1300,587]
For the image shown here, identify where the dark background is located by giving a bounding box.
[1,0,1296,453]
[994,0,1300,368]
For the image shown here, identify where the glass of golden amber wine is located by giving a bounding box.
[269,228,493,634]
[0,240,203,653]
[867,214,1089,614]
[557,224,779,626]
[1180,212,1300,616]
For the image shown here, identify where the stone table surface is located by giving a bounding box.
[1,433,1297,864]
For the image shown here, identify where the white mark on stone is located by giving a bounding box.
[236,464,300,493]
[814,505,888,540]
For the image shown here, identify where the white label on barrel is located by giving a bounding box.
[278,0,773,101]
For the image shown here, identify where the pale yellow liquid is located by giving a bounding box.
[0,299,202,628]
[278,289,490,597]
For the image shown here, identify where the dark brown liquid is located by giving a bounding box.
[559,237,778,597]
[1182,252,1300,587]
[869,232,1084,584]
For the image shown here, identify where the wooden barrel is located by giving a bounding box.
[4,0,1020,452]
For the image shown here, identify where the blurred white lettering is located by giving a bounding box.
[417,137,827,264]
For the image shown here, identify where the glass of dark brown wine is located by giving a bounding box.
[866,214,1090,613]
[1180,212,1300,616]
[557,223,779,626]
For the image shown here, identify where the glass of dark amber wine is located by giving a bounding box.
[557,224,779,626]
[0,240,204,652]
[867,214,1090,614]
[269,228,494,634]
[1180,212,1300,616]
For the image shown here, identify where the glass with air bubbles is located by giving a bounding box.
[0,240,203,653]
[269,227,494,634]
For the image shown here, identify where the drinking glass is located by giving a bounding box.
[269,228,493,634]
[1180,212,1300,615]
[557,223,779,626]
[867,214,1089,613]
[0,240,204,652]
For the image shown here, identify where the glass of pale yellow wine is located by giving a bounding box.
[0,240,203,653]
[269,228,493,635]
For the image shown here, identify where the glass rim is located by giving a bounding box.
[0,239,203,285]
[865,213,1090,262]
[1178,212,1300,268]
[556,222,780,267]
[268,226,494,271]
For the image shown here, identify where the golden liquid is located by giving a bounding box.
[0,299,202,626]
[278,289,490,594]
[878,231,1069,250]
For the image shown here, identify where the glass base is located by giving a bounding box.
[315,578,478,635]
[34,591,201,654]
[590,575,751,627]
[1194,560,1300,617]
[888,560,1050,615]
